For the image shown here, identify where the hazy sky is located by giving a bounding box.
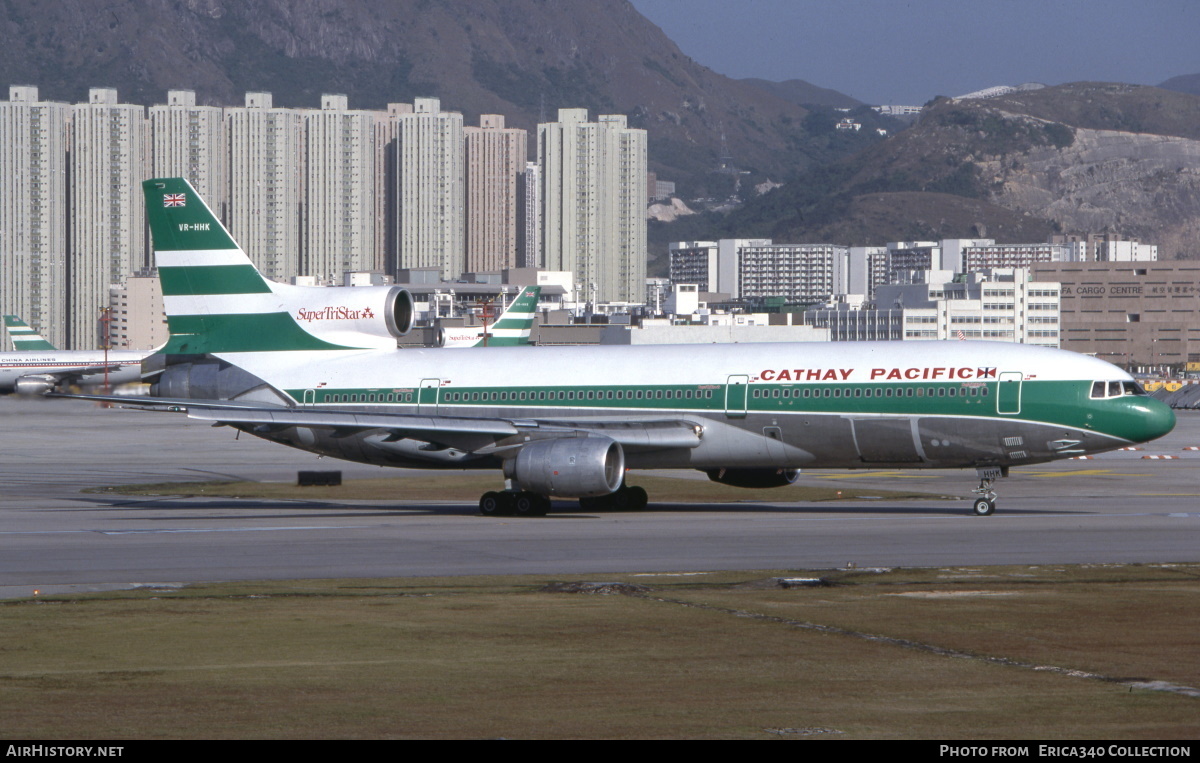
[628,0,1200,105]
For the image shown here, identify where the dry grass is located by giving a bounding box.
[2,565,1198,739]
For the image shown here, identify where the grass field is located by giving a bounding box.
[2,564,1197,739]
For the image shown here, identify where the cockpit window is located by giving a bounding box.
[1123,381,1146,396]
[1091,380,1149,399]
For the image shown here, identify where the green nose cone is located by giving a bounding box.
[1132,397,1176,444]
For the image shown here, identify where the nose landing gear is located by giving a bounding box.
[971,466,1007,516]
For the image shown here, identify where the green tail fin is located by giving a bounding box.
[3,315,56,351]
[484,286,540,346]
[144,178,359,354]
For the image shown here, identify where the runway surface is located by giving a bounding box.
[2,396,1198,597]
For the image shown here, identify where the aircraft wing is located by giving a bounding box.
[51,393,704,454]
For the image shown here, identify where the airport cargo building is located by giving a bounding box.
[1031,262,1200,371]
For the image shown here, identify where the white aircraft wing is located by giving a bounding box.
[53,394,704,455]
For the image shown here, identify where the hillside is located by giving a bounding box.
[710,83,1200,258]
[0,0,888,198]
[738,78,862,109]
[1159,73,1200,98]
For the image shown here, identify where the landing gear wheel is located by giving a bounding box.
[970,467,1004,517]
[514,492,550,517]
[626,486,648,510]
[496,492,516,516]
[480,491,517,517]
[479,491,502,517]
[578,484,649,512]
[972,497,996,516]
[609,488,631,511]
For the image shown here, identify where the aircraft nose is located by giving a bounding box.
[1133,397,1176,443]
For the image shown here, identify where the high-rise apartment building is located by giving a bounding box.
[886,241,942,282]
[150,90,227,225]
[303,94,380,281]
[516,161,541,269]
[669,241,722,293]
[1051,233,1158,263]
[226,92,305,282]
[807,269,1060,348]
[671,240,880,302]
[108,272,167,350]
[669,239,759,297]
[849,246,889,301]
[0,86,69,348]
[738,242,851,305]
[464,114,526,273]
[539,109,646,304]
[389,97,464,280]
[70,88,147,349]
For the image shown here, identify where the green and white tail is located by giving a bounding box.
[2,315,55,351]
[144,178,409,355]
[439,286,541,347]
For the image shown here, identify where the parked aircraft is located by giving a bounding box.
[60,178,1176,516]
[436,286,541,347]
[1,316,147,395]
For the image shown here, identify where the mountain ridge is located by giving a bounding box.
[1,0,884,197]
[703,83,1200,259]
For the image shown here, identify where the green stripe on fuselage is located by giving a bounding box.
[280,378,1161,444]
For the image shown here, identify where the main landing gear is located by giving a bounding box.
[579,482,648,512]
[971,466,1007,516]
[477,481,651,517]
[479,490,551,517]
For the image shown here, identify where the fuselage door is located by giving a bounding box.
[302,389,316,406]
[418,378,441,414]
[725,375,749,418]
[852,418,924,463]
[997,372,1022,415]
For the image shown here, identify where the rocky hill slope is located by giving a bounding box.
[0,0,886,197]
[711,83,1200,258]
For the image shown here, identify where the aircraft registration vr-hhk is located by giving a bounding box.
[59,178,1176,517]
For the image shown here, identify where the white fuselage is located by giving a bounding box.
[197,340,1171,474]
[0,350,147,393]
[223,340,1124,399]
